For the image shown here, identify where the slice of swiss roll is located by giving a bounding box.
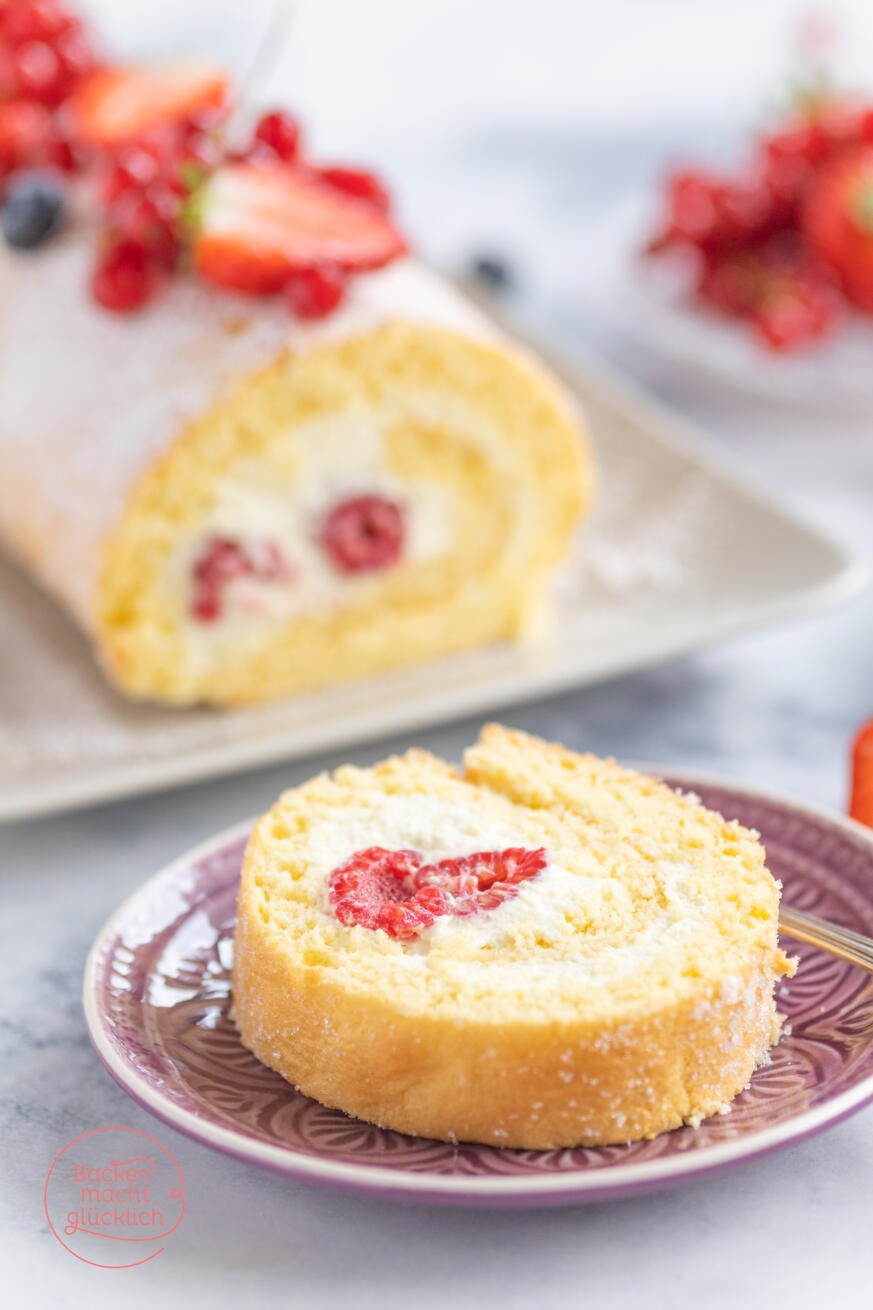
[0,235,592,705]
[233,725,794,1148]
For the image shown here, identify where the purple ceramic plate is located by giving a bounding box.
[83,775,873,1207]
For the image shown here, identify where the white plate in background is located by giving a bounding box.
[577,192,873,413]
[0,321,867,824]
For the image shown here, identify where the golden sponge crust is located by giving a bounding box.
[97,324,592,705]
[232,726,793,1148]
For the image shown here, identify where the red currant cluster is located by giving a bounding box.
[647,98,873,352]
[0,5,406,320]
[92,111,224,311]
[0,0,96,181]
[91,107,398,317]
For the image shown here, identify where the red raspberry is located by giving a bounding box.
[318,166,391,213]
[445,847,547,889]
[414,848,548,915]
[190,537,252,622]
[189,535,293,622]
[329,847,424,930]
[321,494,404,575]
[253,110,300,163]
[91,240,157,313]
[327,845,547,939]
[246,537,291,581]
[284,264,346,319]
[374,899,436,940]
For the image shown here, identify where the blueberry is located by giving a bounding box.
[2,173,66,250]
[470,253,515,291]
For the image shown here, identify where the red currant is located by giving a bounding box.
[763,122,831,173]
[0,0,72,48]
[110,180,182,268]
[91,240,156,313]
[101,144,161,205]
[695,251,761,317]
[284,264,346,319]
[11,39,65,105]
[253,110,300,163]
[858,107,873,147]
[54,21,96,84]
[46,123,77,172]
[0,97,53,173]
[753,281,838,351]
[318,166,391,213]
[113,194,179,269]
[179,107,225,139]
[173,130,222,181]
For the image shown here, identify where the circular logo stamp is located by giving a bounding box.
[44,1126,185,1269]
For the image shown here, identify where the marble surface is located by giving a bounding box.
[4,0,873,1305]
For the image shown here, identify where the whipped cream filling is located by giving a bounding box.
[300,792,727,989]
[166,410,451,655]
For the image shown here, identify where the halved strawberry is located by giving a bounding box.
[803,146,873,313]
[192,161,407,294]
[70,59,229,147]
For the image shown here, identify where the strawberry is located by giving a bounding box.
[849,719,873,828]
[803,145,873,312]
[70,59,229,147]
[192,161,407,294]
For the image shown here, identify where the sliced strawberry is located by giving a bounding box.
[803,146,873,312]
[193,162,407,294]
[70,59,229,148]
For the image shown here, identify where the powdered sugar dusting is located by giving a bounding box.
[556,451,715,606]
[0,239,492,628]
[0,282,826,811]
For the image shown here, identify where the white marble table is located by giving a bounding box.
[4,1,873,1304]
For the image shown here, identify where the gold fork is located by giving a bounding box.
[779,904,873,972]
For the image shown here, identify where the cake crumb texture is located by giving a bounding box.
[232,725,794,1147]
